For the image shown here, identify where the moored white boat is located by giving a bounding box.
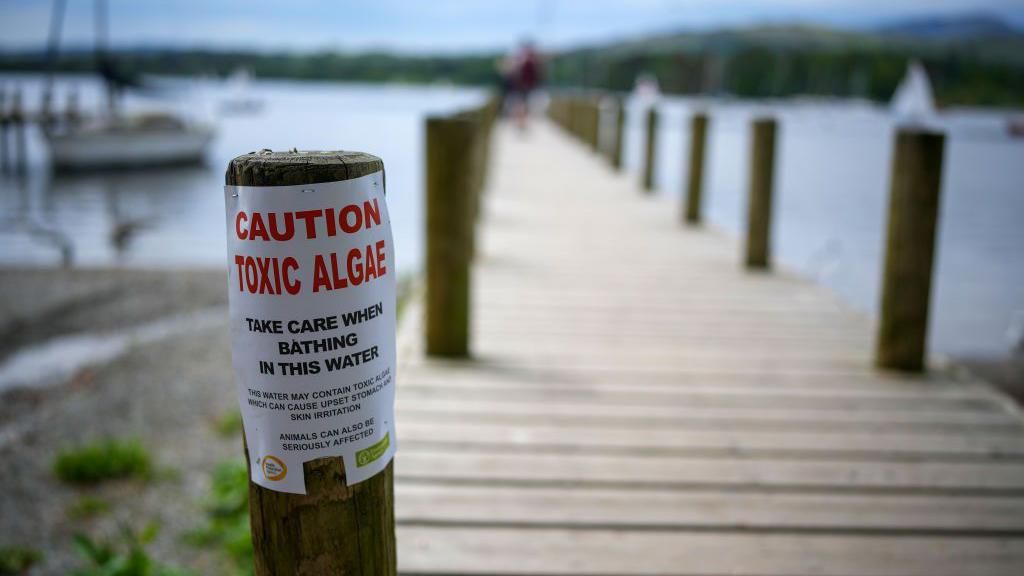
[45,113,214,170]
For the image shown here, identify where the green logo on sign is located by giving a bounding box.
[356,433,390,468]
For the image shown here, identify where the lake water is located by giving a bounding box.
[0,73,485,275]
[0,74,1021,360]
[623,96,1024,359]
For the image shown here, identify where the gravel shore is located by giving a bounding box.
[0,267,240,575]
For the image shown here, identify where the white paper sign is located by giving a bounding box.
[224,171,396,494]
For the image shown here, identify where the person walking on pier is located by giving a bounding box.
[507,40,542,131]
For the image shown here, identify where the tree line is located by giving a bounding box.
[2,41,1022,107]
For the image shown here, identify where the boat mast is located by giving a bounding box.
[42,0,68,125]
[95,0,118,116]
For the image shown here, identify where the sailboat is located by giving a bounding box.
[41,0,214,171]
[889,61,936,125]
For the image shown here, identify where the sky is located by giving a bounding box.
[1,0,1023,53]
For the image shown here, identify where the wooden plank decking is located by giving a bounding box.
[392,119,1024,575]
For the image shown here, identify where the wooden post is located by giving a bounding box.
[684,112,709,224]
[876,129,945,372]
[570,97,584,142]
[586,98,601,152]
[641,106,658,193]
[745,117,777,269]
[455,108,486,221]
[225,151,397,576]
[610,98,625,171]
[478,95,500,193]
[425,115,476,357]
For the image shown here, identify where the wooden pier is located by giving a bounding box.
[392,118,1024,575]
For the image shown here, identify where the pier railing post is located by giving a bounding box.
[425,114,477,357]
[479,94,500,194]
[552,97,566,131]
[641,105,658,193]
[558,97,569,131]
[744,117,777,269]
[225,151,397,576]
[876,128,945,372]
[610,98,625,171]
[568,97,581,140]
[684,112,709,224]
[586,97,601,152]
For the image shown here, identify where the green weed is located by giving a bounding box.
[186,459,253,575]
[214,410,244,437]
[67,496,112,521]
[73,524,188,576]
[0,546,42,575]
[54,439,153,485]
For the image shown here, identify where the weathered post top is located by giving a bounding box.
[227,150,383,186]
[225,150,397,576]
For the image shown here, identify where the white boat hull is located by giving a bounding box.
[46,125,214,170]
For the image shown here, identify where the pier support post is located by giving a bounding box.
[745,117,777,269]
[425,115,477,357]
[610,98,625,171]
[225,151,397,576]
[641,106,658,193]
[684,112,709,224]
[586,97,601,152]
[569,98,583,141]
[876,129,945,372]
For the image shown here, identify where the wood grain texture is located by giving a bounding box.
[226,150,395,576]
[424,116,476,357]
[392,119,1024,575]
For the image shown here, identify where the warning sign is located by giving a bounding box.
[224,172,396,494]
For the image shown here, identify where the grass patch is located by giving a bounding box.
[186,458,253,575]
[73,524,188,576]
[214,410,243,437]
[54,439,153,485]
[67,496,112,521]
[0,546,42,575]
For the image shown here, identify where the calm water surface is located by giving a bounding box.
[1,74,1022,359]
[0,73,484,275]
[624,96,1024,358]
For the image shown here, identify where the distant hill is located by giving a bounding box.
[1,12,1022,107]
[545,13,1024,106]
[875,12,1021,40]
